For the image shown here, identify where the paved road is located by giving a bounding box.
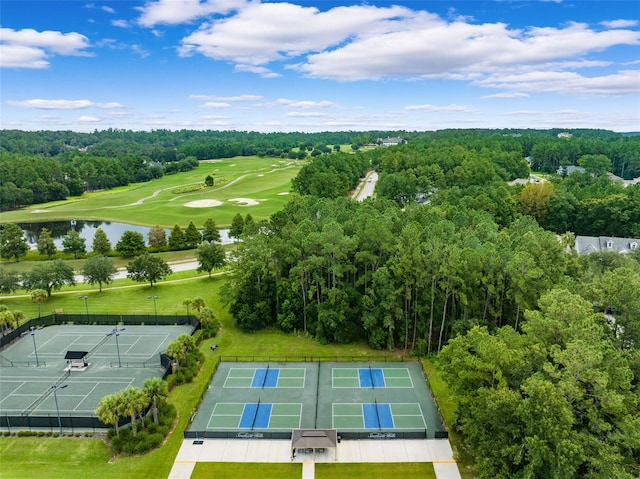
[352,171,378,202]
[75,260,200,282]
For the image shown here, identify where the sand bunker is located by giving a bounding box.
[185,199,223,208]
[277,192,290,195]
[228,198,260,206]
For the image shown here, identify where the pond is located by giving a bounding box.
[17,220,232,251]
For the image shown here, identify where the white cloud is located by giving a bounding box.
[404,104,477,113]
[189,94,262,101]
[234,64,280,78]
[301,21,640,80]
[102,6,116,14]
[178,3,416,65]
[483,92,530,99]
[136,0,247,27]
[287,100,337,109]
[201,102,231,108]
[254,98,339,110]
[286,111,330,118]
[96,38,149,57]
[601,19,638,29]
[0,27,92,68]
[479,69,640,95]
[112,19,130,28]
[7,99,125,109]
[95,102,126,109]
[0,44,50,69]
[78,115,102,123]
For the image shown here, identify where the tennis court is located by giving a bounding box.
[332,367,414,388]
[0,324,192,421]
[187,361,445,439]
[207,402,303,430]
[332,402,426,430]
[224,367,306,388]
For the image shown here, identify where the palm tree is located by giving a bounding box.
[119,388,140,436]
[31,289,47,318]
[192,297,205,313]
[96,394,121,436]
[143,377,168,424]
[182,298,192,319]
[166,340,186,371]
[198,307,215,328]
[166,334,195,369]
[134,388,150,430]
[0,307,17,335]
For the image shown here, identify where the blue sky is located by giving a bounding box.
[1,0,639,132]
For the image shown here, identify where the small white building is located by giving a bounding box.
[378,137,406,147]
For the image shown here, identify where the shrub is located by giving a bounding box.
[109,399,176,456]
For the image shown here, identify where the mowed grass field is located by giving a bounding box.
[0,156,302,228]
[0,269,228,318]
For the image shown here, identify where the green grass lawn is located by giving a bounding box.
[422,359,478,479]
[0,156,302,228]
[315,462,436,479]
[0,269,229,318]
[191,463,301,479]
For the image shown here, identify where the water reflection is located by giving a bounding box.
[17,220,231,251]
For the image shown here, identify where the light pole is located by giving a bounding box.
[78,295,89,321]
[147,295,158,325]
[51,384,68,435]
[22,326,41,367]
[107,327,125,368]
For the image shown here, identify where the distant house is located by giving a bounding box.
[378,137,406,147]
[557,132,573,138]
[557,165,585,176]
[574,236,640,255]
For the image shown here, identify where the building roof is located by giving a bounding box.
[575,236,640,255]
[64,351,88,360]
[291,429,338,450]
[557,165,585,175]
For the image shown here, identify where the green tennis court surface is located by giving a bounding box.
[332,367,413,388]
[207,402,303,430]
[332,402,426,430]
[0,324,192,419]
[187,361,445,439]
[223,367,306,388]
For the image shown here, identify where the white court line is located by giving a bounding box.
[73,383,101,411]
[0,382,29,404]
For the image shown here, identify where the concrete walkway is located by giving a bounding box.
[167,438,461,479]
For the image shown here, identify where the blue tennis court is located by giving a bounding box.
[358,368,385,388]
[239,402,272,428]
[251,368,279,387]
[363,402,394,428]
